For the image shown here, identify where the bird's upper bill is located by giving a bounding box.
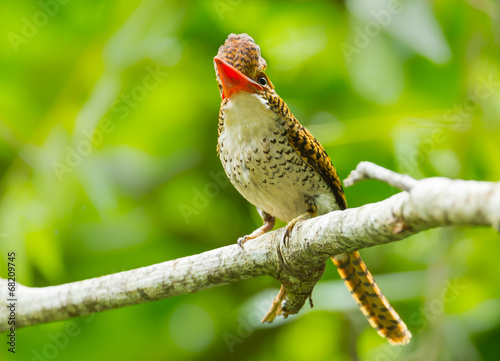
[214,57,263,99]
[214,33,268,99]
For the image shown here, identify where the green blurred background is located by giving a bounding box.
[1,0,499,360]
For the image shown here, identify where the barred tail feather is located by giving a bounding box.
[332,251,411,345]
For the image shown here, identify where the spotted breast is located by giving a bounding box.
[218,91,338,223]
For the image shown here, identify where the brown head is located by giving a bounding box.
[214,33,274,99]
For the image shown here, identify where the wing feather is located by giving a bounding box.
[265,93,347,210]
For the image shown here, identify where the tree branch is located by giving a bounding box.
[1,162,499,332]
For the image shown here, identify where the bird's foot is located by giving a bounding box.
[237,213,275,248]
[282,212,311,246]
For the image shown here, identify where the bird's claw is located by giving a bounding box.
[283,227,291,246]
[237,236,248,248]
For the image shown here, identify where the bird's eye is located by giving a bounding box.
[257,76,267,86]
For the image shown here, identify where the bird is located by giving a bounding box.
[213,33,411,345]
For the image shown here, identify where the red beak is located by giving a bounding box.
[214,57,263,99]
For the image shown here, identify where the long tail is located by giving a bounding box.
[332,251,411,345]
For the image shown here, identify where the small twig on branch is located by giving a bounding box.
[344,161,418,191]
[1,162,499,332]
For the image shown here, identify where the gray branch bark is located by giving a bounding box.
[1,162,499,332]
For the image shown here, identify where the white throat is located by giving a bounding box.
[222,92,276,136]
